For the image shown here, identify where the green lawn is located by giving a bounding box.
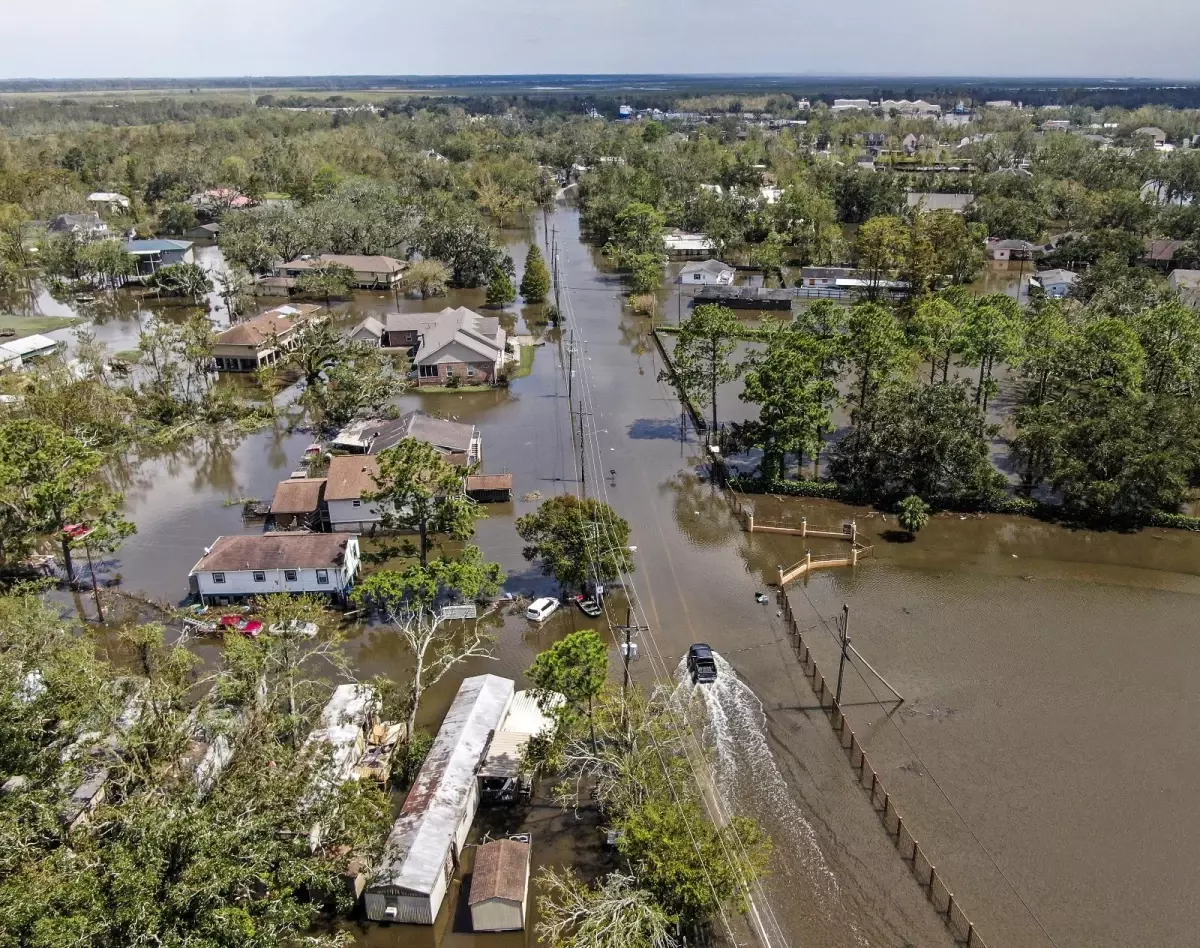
[0,313,77,340]
[509,343,536,380]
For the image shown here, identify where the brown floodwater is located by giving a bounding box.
[15,208,1197,948]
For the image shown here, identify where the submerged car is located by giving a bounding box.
[687,643,718,684]
[525,597,560,622]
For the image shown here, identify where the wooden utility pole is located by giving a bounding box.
[578,400,586,499]
[835,604,850,705]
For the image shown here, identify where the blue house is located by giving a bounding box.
[124,239,193,281]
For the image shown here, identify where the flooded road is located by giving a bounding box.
[16,207,1200,948]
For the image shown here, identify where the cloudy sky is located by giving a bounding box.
[3,0,1198,80]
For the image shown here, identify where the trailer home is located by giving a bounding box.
[365,674,514,924]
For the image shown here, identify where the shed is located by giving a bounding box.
[269,477,326,530]
[469,838,531,932]
[365,674,515,924]
[478,690,561,803]
[0,333,62,364]
[465,473,513,503]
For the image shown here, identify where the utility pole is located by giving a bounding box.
[615,606,651,739]
[566,331,575,404]
[578,400,586,499]
[835,604,850,705]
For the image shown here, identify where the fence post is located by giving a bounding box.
[806,551,812,572]
[777,566,785,587]
[747,510,754,532]
[852,546,859,566]
[801,517,807,537]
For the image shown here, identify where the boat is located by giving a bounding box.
[574,594,603,618]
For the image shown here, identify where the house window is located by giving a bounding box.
[466,365,476,377]
[419,364,439,378]
[252,571,266,583]
[212,572,225,584]
[284,569,297,582]
[316,569,329,585]
[352,500,361,507]
[693,273,702,281]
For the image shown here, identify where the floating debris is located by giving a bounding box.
[521,490,543,502]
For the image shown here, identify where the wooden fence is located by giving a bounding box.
[778,591,989,948]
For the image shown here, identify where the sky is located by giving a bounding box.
[3,0,1199,81]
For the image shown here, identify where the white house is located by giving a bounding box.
[0,333,62,370]
[86,191,131,212]
[188,533,360,605]
[663,230,716,257]
[325,455,385,533]
[678,259,735,286]
[1032,268,1080,299]
[366,675,515,925]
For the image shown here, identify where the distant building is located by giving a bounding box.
[188,533,360,605]
[1144,238,1186,271]
[123,239,193,280]
[832,98,871,112]
[0,333,62,370]
[905,192,974,214]
[1169,269,1200,308]
[48,212,108,239]
[663,230,717,257]
[1041,119,1072,132]
[276,254,406,289]
[618,105,633,118]
[1135,126,1168,145]
[901,133,919,156]
[185,222,220,241]
[678,259,735,286]
[1031,268,1080,298]
[86,191,130,212]
[987,238,1036,261]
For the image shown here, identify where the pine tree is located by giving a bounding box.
[486,264,516,308]
[519,244,551,303]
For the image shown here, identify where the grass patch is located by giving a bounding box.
[509,344,535,380]
[113,349,142,363]
[0,313,77,339]
[417,383,495,393]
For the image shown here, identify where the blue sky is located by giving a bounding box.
[3,0,1198,80]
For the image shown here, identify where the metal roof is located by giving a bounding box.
[373,675,514,895]
[124,239,192,254]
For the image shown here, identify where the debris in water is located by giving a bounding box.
[521,491,543,502]
[755,592,768,603]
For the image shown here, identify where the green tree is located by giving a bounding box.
[604,201,666,263]
[0,420,135,583]
[909,294,966,385]
[527,629,609,749]
[158,201,197,236]
[367,438,481,566]
[295,261,353,308]
[352,548,503,737]
[537,870,677,948]
[843,300,908,423]
[960,294,1024,413]
[740,325,837,479]
[856,215,906,298]
[400,258,451,299]
[896,494,931,537]
[776,181,844,266]
[515,495,634,592]
[148,261,212,300]
[520,243,552,303]
[669,303,742,436]
[486,263,517,308]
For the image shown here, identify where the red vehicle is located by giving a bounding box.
[218,615,263,639]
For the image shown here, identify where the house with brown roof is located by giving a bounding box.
[330,410,481,463]
[188,532,360,604]
[269,478,327,530]
[325,455,385,533]
[381,307,508,386]
[212,304,324,372]
[276,254,407,288]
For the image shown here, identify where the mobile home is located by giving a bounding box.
[365,675,514,924]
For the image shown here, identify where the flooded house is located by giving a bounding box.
[663,229,716,257]
[211,303,324,372]
[468,838,532,932]
[48,212,108,239]
[268,477,327,531]
[325,455,384,533]
[365,674,515,924]
[678,259,735,286]
[123,239,194,280]
[330,410,481,464]
[274,254,407,289]
[383,307,507,387]
[478,689,561,804]
[188,533,360,605]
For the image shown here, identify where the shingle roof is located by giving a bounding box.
[282,254,406,274]
[1145,238,1185,262]
[214,304,322,348]
[413,307,505,364]
[680,259,733,278]
[325,455,381,502]
[350,316,385,339]
[1035,268,1079,285]
[331,410,476,456]
[270,478,326,515]
[465,473,513,493]
[124,239,192,254]
[469,839,530,905]
[190,533,352,573]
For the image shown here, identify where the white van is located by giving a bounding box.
[525,597,559,622]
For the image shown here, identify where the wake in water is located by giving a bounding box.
[671,651,840,903]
